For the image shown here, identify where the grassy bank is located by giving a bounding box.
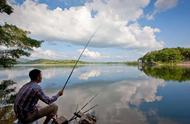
[17,59,138,66]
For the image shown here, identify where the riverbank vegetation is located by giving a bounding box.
[20,59,88,65]
[142,66,190,82]
[139,47,190,65]
[17,59,138,66]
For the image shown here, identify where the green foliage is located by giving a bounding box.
[140,48,190,65]
[0,24,41,49]
[0,105,15,124]
[125,61,138,66]
[142,66,190,82]
[0,80,16,104]
[0,0,42,67]
[22,59,88,65]
[0,0,13,15]
[20,59,136,65]
[0,49,30,67]
[177,47,190,61]
[0,24,42,67]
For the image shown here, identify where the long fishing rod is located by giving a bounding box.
[68,78,112,121]
[68,93,98,122]
[61,28,99,92]
[69,104,98,122]
[69,82,112,120]
[83,104,98,114]
[79,93,98,112]
[68,78,111,122]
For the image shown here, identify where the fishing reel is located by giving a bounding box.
[52,116,68,124]
[51,111,96,124]
[52,94,98,124]
[67,95,98,124]
[74,111,96,124]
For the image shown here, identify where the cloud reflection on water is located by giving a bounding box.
[79,69,101,80]
[0,67,72,90]
[55,78,165,124]
[0,65,179,124]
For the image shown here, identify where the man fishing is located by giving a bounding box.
[14,69,63,124]
[14,28,98,124]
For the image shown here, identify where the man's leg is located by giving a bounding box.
[38,104,58,124]
[24,104,58,124]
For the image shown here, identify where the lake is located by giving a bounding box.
[0,65,190,124]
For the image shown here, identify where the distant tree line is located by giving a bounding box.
[139,47,190,65]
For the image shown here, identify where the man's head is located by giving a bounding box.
[29,69,42,83]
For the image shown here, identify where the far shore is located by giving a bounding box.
[8,61,190,68]
[15,63,90,67]
[177,62,190,68]
[14,62,129,67]
[142,61,190,67]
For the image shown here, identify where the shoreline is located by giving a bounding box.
[177,63,190,68]
[14,63,129,67]
[143,61,190,68]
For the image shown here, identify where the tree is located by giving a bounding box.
[0,0,42,67]
[140,48,189,65]
[0,1,42,123]
[0,80,16,123]
[0,0,13,15]
[0,80,16,104]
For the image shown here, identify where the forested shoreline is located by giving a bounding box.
[139,47,190,65]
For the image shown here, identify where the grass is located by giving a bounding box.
[18,59,139,66]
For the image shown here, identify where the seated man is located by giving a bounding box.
[14,69,63,124]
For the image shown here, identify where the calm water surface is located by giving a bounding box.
[0,65,190,124]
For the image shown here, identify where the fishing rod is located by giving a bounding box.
[69,83,113,119]
[61,28,99,92]
[83,104,98,114]
[66,74,115,123]
[68,93,98,122]
[68,79,111,122]
[78,93,98,112]
[69,104,98,122]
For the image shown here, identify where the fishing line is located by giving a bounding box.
[61,26,100,92]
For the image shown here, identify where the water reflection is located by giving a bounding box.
[141,66,190,82]
[0,67,72,91]
[56,78,165,124]
[0,65,190,124]
[79,70,101,80]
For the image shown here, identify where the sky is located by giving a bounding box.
[0,0,189,61]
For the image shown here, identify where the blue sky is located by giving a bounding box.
[140,0,190,48]
[1,0,189,61]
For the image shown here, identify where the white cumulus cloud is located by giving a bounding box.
[155,0,178,11]
[147,0,178,20]
[30,48,65,59]
[0,0,164,50]
[78,48,103,59]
